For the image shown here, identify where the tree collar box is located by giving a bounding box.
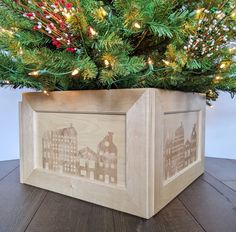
[20,88,205,219]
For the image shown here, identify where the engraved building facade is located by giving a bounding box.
[42,125,118,184]
[164,123,198,180]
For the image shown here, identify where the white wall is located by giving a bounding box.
[0,89,235,161]
[0,88,32,161]
[206,92,236,159]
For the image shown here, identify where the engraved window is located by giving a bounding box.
[80,159,86,167]
[99,162,103,167]
[105,163,109,168]
[89,160,95,169]
[81,170,86,176]
[111,163,115,169]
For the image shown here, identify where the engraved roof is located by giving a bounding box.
[54,124,77,136]
[78,147,98,160]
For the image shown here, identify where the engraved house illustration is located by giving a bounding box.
[42,125,118,184]
[164,123,197,180]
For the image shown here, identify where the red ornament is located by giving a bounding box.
[52,38,61,49]
[65,3,73,10]
[66,47,76,53]
[33,25,39,30]
[37,2,43,7]
[59,0,66,5]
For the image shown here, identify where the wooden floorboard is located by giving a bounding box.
[205,157,236,191]
[223,181,236,191]
[201,172,236,206]
[112,198,204,232]
[0,168,47,232]
[26,192,203,232]
[0,158,236,232]
[0,159,19,181]
[205,157,236,181]
[178,174,236,232]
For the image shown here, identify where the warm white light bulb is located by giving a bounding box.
[28,71,39,76]
[89,27,97,36]
[19,47,23,55]
[231,11,236,18]
[215,76,221,80]
[104,59,110,67]
[162,59,170,65]
[196,8,203,14]
[71,68,79,76]
[100,7,107,17]
[220,63,226,69]
[147,57,153,65]
[133,22,141,29]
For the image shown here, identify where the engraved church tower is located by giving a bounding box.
[97,132,118,184]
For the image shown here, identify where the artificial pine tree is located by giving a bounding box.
[0,0,235,103]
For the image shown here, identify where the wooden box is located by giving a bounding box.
[20,88,205,219]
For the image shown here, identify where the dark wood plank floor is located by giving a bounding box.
[0,157,236,232]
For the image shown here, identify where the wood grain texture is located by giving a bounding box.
[0,159,19,181]
[22,89,147,114]
[26,191,204,232]
[0,167,47,232]
[20,88,205,218]
[113,198,204,232]
[154,89,205,213]
[38,113,125,186]
[25,192,93,232]
[178,176,236,232]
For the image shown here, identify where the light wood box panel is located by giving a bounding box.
[20,88,205,219]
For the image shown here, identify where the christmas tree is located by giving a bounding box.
[0,0,235,103]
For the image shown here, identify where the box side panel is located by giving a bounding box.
[20,100,35,183]
[154,90,205,214]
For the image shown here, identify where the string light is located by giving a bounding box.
[231,10,236,18]
[229,47,236,53]
[104,59,110,67]
[0,27,14,36]
[89,27,98,36]
[71,68,79,76]
[63,12,72,19]
[213,75,222,83]
[147,57,153,65]
[196,8,204,15]
[162,59,170,65]
[133,22,141,29]
[215,75,221,80]
[219,63,226,69]
[18,47,23,55]
[28,71,39,76]
[43,90,49,95]
[99,7,108,17]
